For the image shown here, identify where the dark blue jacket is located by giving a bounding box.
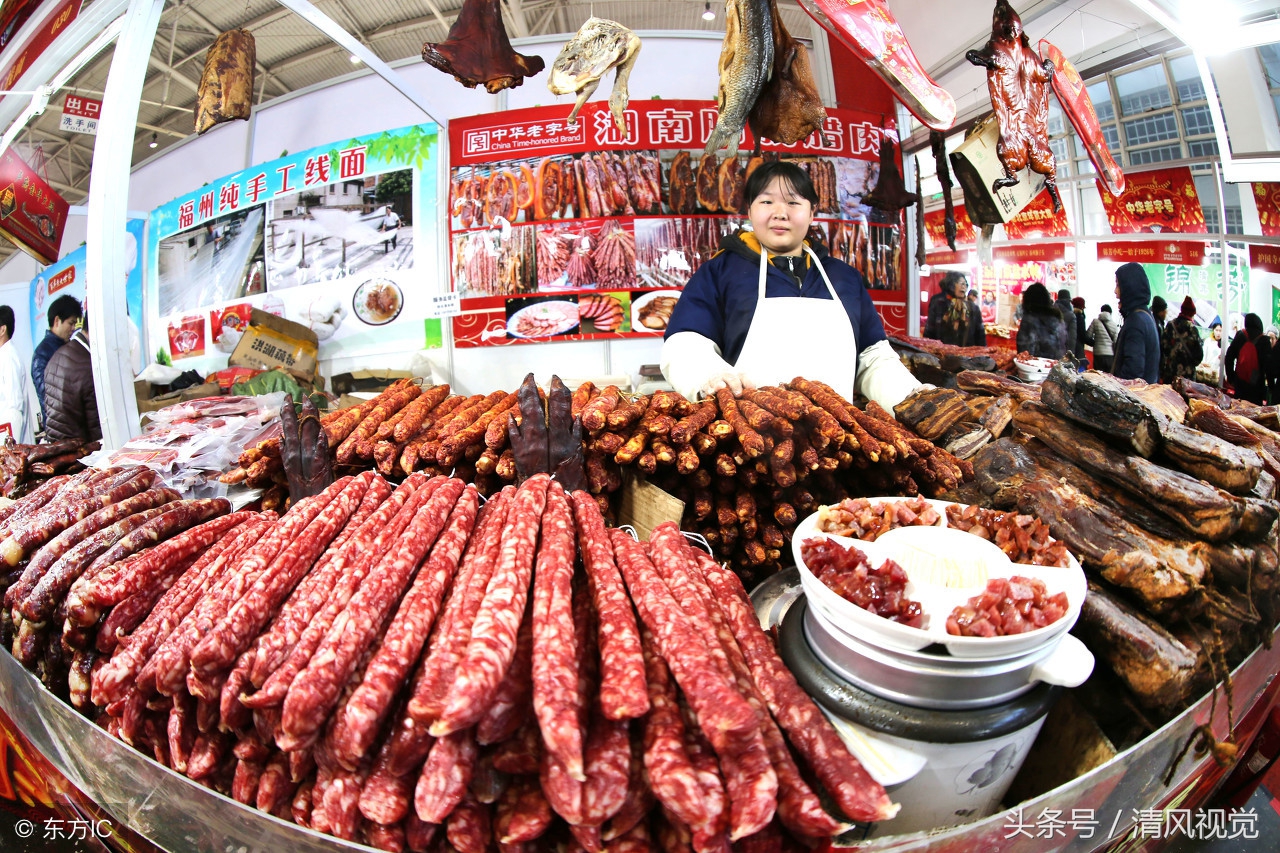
[31,329,64,419]
[663,231,887,363]
[1113,263,1161,383]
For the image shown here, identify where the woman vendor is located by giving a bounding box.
[661,162,920,410]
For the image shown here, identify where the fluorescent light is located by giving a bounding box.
[702,2,715,21]
[350,53,361,64]
[148,132,157,149]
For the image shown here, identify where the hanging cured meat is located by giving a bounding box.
[930,130,958,251]
[666,152,696,214]
[547,18,643,136]
[705,0,774,156]
[965,0,1060,211]
[1040,38,1124,196]
[533,158,564,221]
[695,153,721,213]
[747,0,828,147]
[795,0,955,131]
[421,0,545,94]
[717,156,746,214]
[861,136,918,214]
[195,29,255,135]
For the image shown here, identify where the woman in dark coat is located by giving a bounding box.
[923,272,972,346]
[1225,313,1271,404]
[1015,282,1069,359]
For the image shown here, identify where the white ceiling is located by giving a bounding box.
[2,0,1275,265]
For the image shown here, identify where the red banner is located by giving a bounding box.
[1251,183,1280,237]
[451,100,888,166]
[924,249,970,266]
[0,0,80,90]
[1001,189,1072,239]
[993,243,1066,263]
[1249,244,1280,273]
[1098,240,1205,265]
[0,147,67,264]
[1096,167,1205,234]
[923,204,976,249]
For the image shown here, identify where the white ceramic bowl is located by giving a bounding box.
[792,499,1086,659]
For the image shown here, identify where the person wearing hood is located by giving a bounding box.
[1055,288,1078,356]
[662,161,921,409]
[1112,263,1161,383]
[1162,296,1203,383]
[1088,304,1120,373]
[923,271,972,346]
[1225,313,1270,404]
[1070,296,1091,361]
[1015,282,1069,359]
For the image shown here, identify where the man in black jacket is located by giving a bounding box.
[31,294,82,423]
[1112,263,1161,383]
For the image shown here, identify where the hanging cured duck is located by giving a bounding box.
[862,135,919,214]
[705,0,774,156]
[421,0,545,93]
[546,18,643,136]
[747,0,828,147]
[965,0,1061,212]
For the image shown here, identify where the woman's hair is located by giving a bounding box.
[1245,312,1264,338]
[1021,281,1054,312]
[940,271,967,296]
[744,160,819,208]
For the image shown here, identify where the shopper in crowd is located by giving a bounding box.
[1055,288,1077,356]
[1088,303,1120,373]
[0,306,28,443]
[1151,295,1170,368]
[1269,328,1280,404]
[1224,313,1269,405]
[1015,282,1069,359]
[42,304,100,443]
[923,272,973,346]
[1162,296,1204,384]
[1198,321,1223,382]
[1112,263,1161,383]
[31,294,82,424]
[661,160,920,410]
[1070,297,1091,361]
[380,206,401,253]
[966,290,986,346]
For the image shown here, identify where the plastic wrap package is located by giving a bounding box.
[85,393,287,497]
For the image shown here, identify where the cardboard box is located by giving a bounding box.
[949,113,1047,224]
[136,380,223,415]
[229,308,319,381]
[330,369,414,395]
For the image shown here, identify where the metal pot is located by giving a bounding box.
[804,597,1094,710]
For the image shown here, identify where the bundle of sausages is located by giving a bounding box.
[0,438,100,497]
[224,378,972,585]
[50,470,896,851]
[0,467,236,697]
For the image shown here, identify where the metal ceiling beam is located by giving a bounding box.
[168,4,287,97]
[505,0,530,39]
[274,0,448,127]
[146,54,201,94]
[420,0,452,34]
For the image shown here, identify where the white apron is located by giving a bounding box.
[732,245,858,397]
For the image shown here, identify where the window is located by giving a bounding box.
[1168,55,1205,102]
[1124,113,1179,146]
[1195,177,1243,235]
[1262,44,1280,124]
[1087,81,1115,122]
[1129,144,1182,166]
[1187,138,1219,157]
[1116,65,1172,116]
[1181,104,1215,136]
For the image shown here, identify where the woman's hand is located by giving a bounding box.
[700,371,756,398]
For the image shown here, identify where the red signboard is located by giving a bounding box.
[1249,244,1280,274]
[1001,189,1072,240]
[448,100,907,348]
[0,0,79,90]
[1098,240,1206,266]
[1096,167,1205,234]
[1251,183,1280,237]
[0,147,67,264]
[924,249,970,266]
[993,243,1066,263]
[47,264,72,294]
[923,204,976,249]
